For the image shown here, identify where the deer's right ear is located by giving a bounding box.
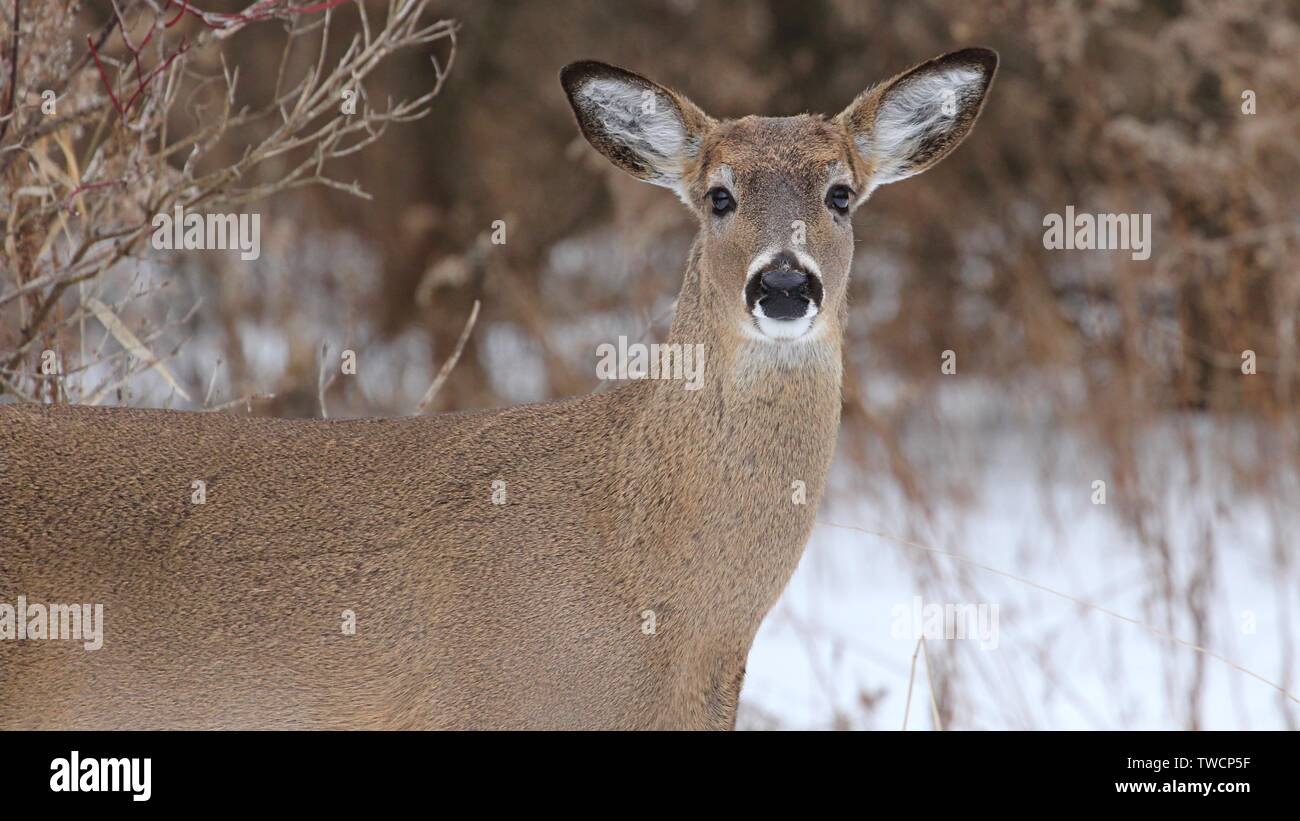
[836,48,998,198]
[561,61,713,198]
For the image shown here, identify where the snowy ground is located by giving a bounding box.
[741,395,1300,730]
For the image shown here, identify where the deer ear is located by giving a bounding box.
[561,61,713,198]
[836,48,997,196]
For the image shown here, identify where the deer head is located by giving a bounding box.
[561,49,997,348]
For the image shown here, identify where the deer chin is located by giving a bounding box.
[747,302,820,341]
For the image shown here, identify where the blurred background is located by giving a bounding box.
[3,0,1298,728]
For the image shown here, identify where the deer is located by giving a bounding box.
[0,48,996,730]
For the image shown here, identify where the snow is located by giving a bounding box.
[742,385,1300,730]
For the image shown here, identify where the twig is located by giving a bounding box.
[87,30,191,121]
[204,392,276,413]
[419,298,479,412]
[64,178,126,213]
[203,356,222,406]
[317,340,336,419]
[0,0,18,143]
[921,636,943,730]
[902,637,921,730]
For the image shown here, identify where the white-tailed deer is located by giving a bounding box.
[0,49,996,729]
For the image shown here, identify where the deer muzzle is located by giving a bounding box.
[745,254,823,323]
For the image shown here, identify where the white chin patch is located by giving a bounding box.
[751,303,818,341]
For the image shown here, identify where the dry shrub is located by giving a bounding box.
[0,0,454,407]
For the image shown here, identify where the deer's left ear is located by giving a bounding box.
[836,48,997,196]
[561,61,714,200]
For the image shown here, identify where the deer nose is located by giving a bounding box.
[759,268,810,298]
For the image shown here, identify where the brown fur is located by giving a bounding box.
[0,49,995,729]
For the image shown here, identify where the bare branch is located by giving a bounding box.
[419,300,480,413]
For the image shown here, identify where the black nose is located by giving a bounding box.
[745,253,823,320]
[760,268,810,298]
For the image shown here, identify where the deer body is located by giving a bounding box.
[0,281,839,730]
[0,50,994,729]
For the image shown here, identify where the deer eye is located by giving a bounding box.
[826,184,853,214]
[708,187,735,215]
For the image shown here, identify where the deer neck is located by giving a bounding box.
[614,248,843,638]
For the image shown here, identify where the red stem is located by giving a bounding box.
[87,33,126,116]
